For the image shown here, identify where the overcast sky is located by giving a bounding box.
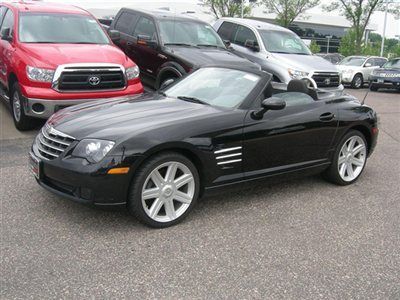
[9,0,400,38]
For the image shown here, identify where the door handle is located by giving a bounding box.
[319,112,335,121]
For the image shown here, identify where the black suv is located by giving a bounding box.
[105,8,259,89]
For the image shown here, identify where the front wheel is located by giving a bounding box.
[369,84,378,91]
[128,152,200,228]
[11,82,36,131]
[323,130,368,185]
[351,74,363,89]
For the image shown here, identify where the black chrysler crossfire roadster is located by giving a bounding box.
[30,66,378,227]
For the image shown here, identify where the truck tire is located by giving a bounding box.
[11,82,36,131]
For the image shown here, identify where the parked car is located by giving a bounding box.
[103,8,260,89]
[30,66,378,227]
[317,53,344,65]
[337,56,388,89]
[0,2,143,131]
[213,18,343,95]
[369,58,400,92]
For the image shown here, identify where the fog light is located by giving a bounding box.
[32,103,45,114]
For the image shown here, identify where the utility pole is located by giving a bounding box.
[326,35,332,54]
[241,0,244,18]
[380,0,389,57]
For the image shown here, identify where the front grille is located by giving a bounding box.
[312,72,341,88]
[36,125,75,160]
[56,66,126,91]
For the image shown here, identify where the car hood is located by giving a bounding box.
[19,44,132,69]
[271,53,338,72]
[167,46,260,70]
[48,94,225,141]
[337,65,363,72]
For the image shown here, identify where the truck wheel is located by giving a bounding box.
[11,82,36,131]
[351,74,363,89]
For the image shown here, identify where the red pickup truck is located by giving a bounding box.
[0,1,144,130]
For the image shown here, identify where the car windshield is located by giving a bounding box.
[382,59,400,69]
[19,13,110,44]
[164,68,260,108]
[159,20,225,48]
[339,57,366,66]
[258,30,311,55]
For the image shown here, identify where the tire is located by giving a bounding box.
[128,152,200,228]
[323,130,368,186]
[351,74,363,89]
[158,74,179,90]
[10,82,36,131]
[369,84,378,91]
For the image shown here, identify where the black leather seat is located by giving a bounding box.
[287,79,318,100]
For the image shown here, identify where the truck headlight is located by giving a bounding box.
[126,65,140,80]
[72,139,115,163]
[26,66,55,82]
[288,68,309,79]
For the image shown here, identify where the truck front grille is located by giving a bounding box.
[312,72,341,88]
[36,125,75,160]
[54,65,126,92]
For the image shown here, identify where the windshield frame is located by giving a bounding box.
[163,66,270,110]
[157,18,225,48]
[18,12,111,45]
[258,29,311,55]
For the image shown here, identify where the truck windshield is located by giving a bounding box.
[159,20,225,48]
[339,57,366,66]
[259,30,311,55]
[19,13,110,44]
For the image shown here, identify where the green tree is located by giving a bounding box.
[324,0,400,54]
[261,0,319,27]
[309,40,321,53]
[200,0,254,18]
[338,29,357,56]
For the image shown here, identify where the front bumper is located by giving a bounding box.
[370,76,400,89]
[30,148,142,206]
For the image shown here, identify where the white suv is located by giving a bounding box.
[214,18,343,95]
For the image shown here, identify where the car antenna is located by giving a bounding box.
[361,90,369,105]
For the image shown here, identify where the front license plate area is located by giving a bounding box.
[377,79,384,83]
[29,152,41,179]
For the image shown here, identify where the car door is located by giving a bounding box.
[129,15,163,79]
[363,58,379,81]
[242,92,338,178]
[229,24,261,64]
[0,8,15,87]
[112,10,139,54]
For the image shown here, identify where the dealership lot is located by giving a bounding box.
[1,89,399,298]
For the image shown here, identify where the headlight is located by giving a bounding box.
[126,65,140,80]
[288,68,309,79]
[342,69,353,75]
[72,139,115,163]
[26,66,55,82]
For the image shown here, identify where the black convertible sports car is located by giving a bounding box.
[30,66,378,227]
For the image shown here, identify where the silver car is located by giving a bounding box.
[337,56,388,89]
[213,18,343,95]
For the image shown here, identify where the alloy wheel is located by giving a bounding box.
[337,136,367,182]
[12,92,21,122]
[354,76,362,88]
[141,161,195,223]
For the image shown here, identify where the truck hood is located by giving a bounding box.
[271,53,338,73]
[49,94,224,141]
[167,46,260,70]
[336,65,363,73]
[19,43,132,69]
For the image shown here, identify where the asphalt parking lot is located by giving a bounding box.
[1,88,399,299]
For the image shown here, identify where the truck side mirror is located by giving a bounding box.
[137,35,157,48]
[1,28,12,42]
[244,39,259,52]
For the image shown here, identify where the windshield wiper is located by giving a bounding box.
[164,43,199,48]
[177,96,210,105]
[197,44,224,49]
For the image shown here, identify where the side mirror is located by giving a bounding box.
[223,39,231,48]
[364,62,372,67]
[1,28,12,42]
[137,34,157,48]
[160,78,175,90]
[251,97,286,119]
[108,30,120,42]
[244,39,259,52]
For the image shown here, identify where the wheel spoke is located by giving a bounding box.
[149,198,164,219]
[151,170,165,188]
[165,162,178,183]
[338,155,346,165]
[352,144,365,155]
[351,157,364,167]
[174,191,192,204]
[339,163,347,177]
[142,187,160,200]
[164,199,176,220]
[174,174,193,189]
[346,163,355,178]
[347,138,356,152]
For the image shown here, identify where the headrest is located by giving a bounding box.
[287,79,309,94]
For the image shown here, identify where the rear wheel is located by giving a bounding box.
[369,84,378,91]
[128,152,200,228]
[11,82,36,131]
[323,130,368,185]
[351,74,363,89]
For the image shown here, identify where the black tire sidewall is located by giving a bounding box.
[351,74,363,89]
[128,152,200,228]
[10,82,34,131]
[325,130,368,186]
